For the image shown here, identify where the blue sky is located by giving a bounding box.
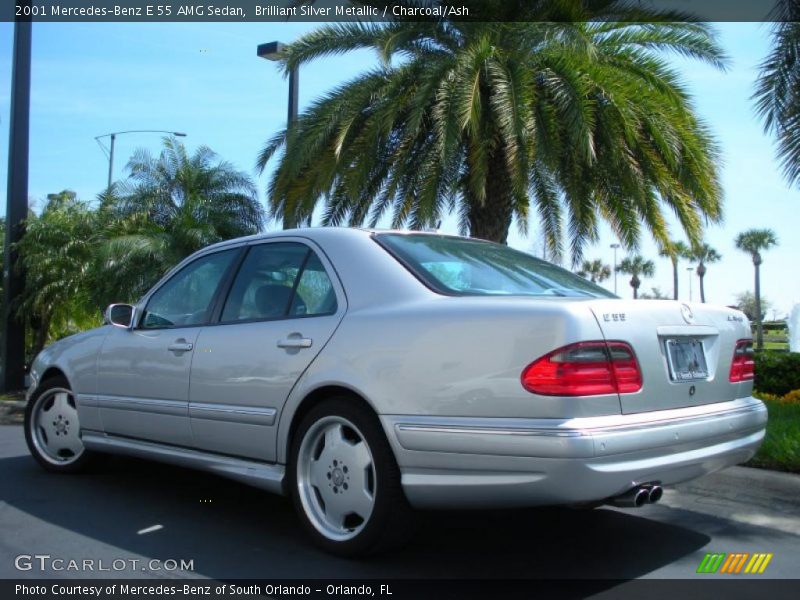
[0,21,797,315]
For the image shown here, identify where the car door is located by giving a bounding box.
[96,247,240,446]
[188,239,346,461]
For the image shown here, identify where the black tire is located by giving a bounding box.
[288,396,415,556]
[24,376,99,473]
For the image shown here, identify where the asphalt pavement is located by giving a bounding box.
[1,423,799,587]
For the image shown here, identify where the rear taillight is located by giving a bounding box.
[521,341,642,396]
[729,339,755,382]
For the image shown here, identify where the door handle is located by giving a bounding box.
[167,340,193,353]
[277,334,313,349]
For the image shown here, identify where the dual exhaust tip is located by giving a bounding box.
[607,483,663,508]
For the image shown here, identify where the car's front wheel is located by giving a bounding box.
[24,376,98,473]
[288,397,413,556]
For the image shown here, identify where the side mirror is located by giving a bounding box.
[104,304,136,329]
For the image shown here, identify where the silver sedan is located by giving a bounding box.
[24,228,766,555]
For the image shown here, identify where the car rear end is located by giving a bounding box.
[368,233,767,509]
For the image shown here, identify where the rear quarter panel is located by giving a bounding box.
[281,295,620,453]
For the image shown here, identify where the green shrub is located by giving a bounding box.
[747,399,800,473]
[754,351,800,396]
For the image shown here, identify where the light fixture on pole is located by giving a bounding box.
[686,266,694,302]
[257,41,298,127]
[95,130,187,190]
[258,40,299,229]
[610,243,621,294]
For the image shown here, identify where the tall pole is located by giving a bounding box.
[106,133,116,190]
[686,267,694,302]
[610,243,620,294]
[96,131,185,191]
[257,41,300,230]
[1,16,32,392]
[284,65,299,229]
[288,66,299,127]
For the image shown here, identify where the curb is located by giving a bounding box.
[0,400,26,413]
[0,400,26,425]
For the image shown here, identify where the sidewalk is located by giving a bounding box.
[663,465,800,535]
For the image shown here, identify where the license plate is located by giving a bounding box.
[665,338,708,381]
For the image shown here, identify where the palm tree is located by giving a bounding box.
[754,0,800,187]
[658,240,690,300]
[735,228,779,349]
[98,138,265,304]
[258,4,725,262]
[577,259,611,284]
[617,255,655,299]
[689,242,721,303]
[16,192,101,358]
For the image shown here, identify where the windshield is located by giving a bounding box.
[374,233,616,299]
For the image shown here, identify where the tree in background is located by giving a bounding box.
[16,191,100,359]
[639,286,670,300]
[689,242,721,303]
[754,0,800,187]
[658,240,690,300]
[735,228,778,349]
[577,259,611,284]
[735,290,773,323]
[97,138,265,304]
[616,255,655,299]
[259,3,725,263]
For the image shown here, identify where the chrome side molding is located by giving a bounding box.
[81,432,285,495]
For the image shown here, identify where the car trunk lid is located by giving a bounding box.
[585,299,752,414]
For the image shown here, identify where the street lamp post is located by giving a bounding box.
[686,266,694,302]
[95,130,187,190]
[610,243,621,294]
[258,40,299,229]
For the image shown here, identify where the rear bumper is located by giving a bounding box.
[380,397,767,508]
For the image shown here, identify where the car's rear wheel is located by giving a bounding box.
[25,376,97,473]
[289,397,414,556]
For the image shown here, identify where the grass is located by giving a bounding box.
[747,399,800,473]
[0,391,24,402]
[762,341,789,351]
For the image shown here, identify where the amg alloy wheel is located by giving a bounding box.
[289,397,414,556]
[25,376,97,472]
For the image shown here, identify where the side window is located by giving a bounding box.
[291,252,338,316]
[221,242,338,323]
[140,249,237,329]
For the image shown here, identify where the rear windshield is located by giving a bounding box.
[374,233,616,299]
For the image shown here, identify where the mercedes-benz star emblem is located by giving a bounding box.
[681,303,695,324]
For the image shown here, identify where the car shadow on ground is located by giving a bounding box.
[0,450,710,584]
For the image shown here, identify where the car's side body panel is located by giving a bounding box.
[27,327,110,433]
[95,325,202,447]
[186,236,349,461]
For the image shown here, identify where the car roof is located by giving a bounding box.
[198,226,469,253]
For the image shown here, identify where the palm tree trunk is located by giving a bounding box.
[697,263,707,303]
[467,149,514,243]
[754,261,763,350]
[31,312,51,360]
[671,259,679,300]
[631,275,640,299]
